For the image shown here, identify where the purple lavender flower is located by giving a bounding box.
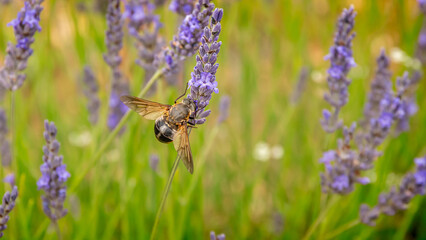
[0,109,11,166]
[394,71,421,133]
[82,66,100,125]
[124,0,164,88]
[3,174,15,188]
[361,50,392,125]
[290,66,309,104]
[320,50,420,195]
[0,0,44,91]
[217,95,230,124]
[0,186,18,238]
[210,231,225,240]
[360,156,426,226]
[320,123,369,194]
[169,0,195,16]
[157,0,215,74]
[37,120,70,221]
[321,6,356,133]
[186,8,223,125]
[419,0,426,14]
[104,0,130,130]
[149,153,159,172]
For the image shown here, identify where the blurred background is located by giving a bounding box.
[0,0,425,239]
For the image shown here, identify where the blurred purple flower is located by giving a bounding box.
[104,0,130,130]
[361,50,392,125]
[321,6,356,133]
[0,109,11,167]
[290,66,309,104]
[394,71,421,133]
[156,0,215,74]
[360,156,426,226]
[210,231,225,240]
[124,0,164,91]
[169,0,195,16]
[149,154,159,172]
[217,95,230,124]
[186,8,223,125]
[82,66,100,125]
[38,120,70,221]
[320,123,366,194]
[0,0,44,91]
[3,174,15,188]
[0,186,18,238]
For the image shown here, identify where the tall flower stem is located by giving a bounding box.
[69,68,164,193]
[176,125,220,239]
[323,219,359,239]
[53,220,62,240]
[150,128,192,240]
[302,196,338,240]
[150,154,181,240]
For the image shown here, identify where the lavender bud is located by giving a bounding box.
[3,174,15,188]
[104,0,130,130]
[149,154,159,172]
[360,156,426,226]
[37,120,70,221]
[124,0,164,90]
[0,186,18,238]
[217,95,230,124]
[169,0,195,16]
[321,6,356,133]
[0,0,44,91]
[81,66,100,125]
[156,0,215,74]
[186,8,223,125]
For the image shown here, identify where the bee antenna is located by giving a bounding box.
[174,82,189,104]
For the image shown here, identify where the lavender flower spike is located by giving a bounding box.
[0,0,44,91]
[217,95,230,124]
[169,0,195,16]
[186,8,223,125]
[360,156,426,226]
[361,50,392,125]
[82,66,100,125]
[0,109,11,166]
[157,0,215,74]
[124,0,163,87]
[321,6,356,133]
[104,0,130,130]
[0,186,18,238]
[37,120,70,221]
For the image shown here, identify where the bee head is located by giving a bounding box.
[182,98,196,113]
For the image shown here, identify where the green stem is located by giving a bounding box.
[323,219,360,240]
[53,220,62,240]
[150,154,181,240]
[69,69,164,193]
[302,196,338,240]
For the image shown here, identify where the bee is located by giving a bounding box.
[120,92,196,174]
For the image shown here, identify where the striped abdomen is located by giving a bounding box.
[154,117,176,143]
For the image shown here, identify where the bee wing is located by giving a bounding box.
[120,95,171,120]
[173,125,193,174]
